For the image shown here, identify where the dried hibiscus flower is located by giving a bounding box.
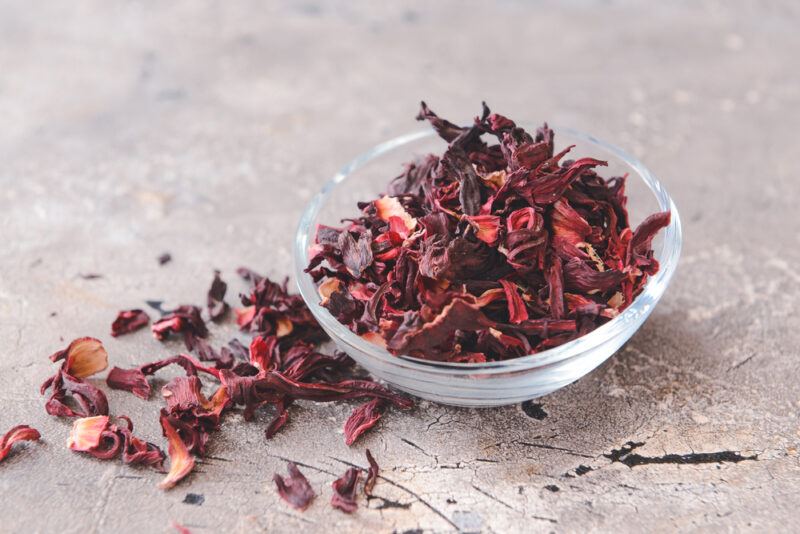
[331,467,361,513]
[273,462,316,511]
[41,337,109,418]
[307,102,671,362]
[0,425,41,463]
[111,309,150,337]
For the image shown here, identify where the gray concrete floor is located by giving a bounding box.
[1,1,799,532]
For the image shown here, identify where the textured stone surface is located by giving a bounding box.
[1,1,799,532]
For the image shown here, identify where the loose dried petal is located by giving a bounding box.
[106,367,152,399]
[49,337,108,378]
[343,398,386,446]
[67,415,109,451]
[111,309,151,337]
[274,462,316,511]
[0,425,41,463]
[152,305,208,341]
[331,467,361,513]
[364,449,379,497]
[158,414,196,490]
[207,270,229,321]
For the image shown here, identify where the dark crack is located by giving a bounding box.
[371,496,413,510]
[605,441,758,468]
[516,441,594,459]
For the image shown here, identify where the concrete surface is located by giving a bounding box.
[1,1,799,532]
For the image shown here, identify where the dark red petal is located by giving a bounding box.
[111,309,151,337]
[331,467,361,513]
[364,449,379,497]
[0,425,41,463]
[499,280,529,324]
[107,367,151,399]
[207,270,229,322]
[343,398,386,446]
[273,462,316,511]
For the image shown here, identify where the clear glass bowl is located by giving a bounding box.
[293,127,682,407]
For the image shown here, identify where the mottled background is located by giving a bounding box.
[0,1,798,533]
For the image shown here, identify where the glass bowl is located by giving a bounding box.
[293,127,682,407]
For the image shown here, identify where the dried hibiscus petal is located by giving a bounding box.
[343,398,386,446]
[273,462,316,511]
[0,425,41,463]
[67,415,165,470]
[111,309,151,337]
[67,415,109,451]
[331,467,361,513]
[41,338,109,418]
[207,270,229,322]
[152,305,208,341]
[158,414,196,490]
[364,449,379,497]
[107,354,221,400]
[48,337,108,378]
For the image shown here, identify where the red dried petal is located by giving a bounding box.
[207,270,229,322]
[67,415,109,451]
[274,462,316,511]
[152,305,208,341]
[364,449,379,497]
[0,425,41,463]
[331,467,361,514]
[464,215,501,245]
[106,367,151,399]
[111,309,150,337]
[249,335,277,371]
[374,196,417,232]
[499,279,529,324]
[343,398,386,446]
[158,414,196,490]
[551,200,591,245]
[49,337,108,378]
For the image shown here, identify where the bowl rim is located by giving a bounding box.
[293,126,682,375]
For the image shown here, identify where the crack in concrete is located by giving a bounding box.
[604,441,759,468]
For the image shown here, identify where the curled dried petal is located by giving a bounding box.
[0,425,41,463]
[274,462,316,511]
[111,309,150,337]
[107,367,151,399]
[158,414,196,490]
[207,270,229,322]
[499,279,529,324]
[67,415,109,451]
[331,467,361,513]
[374,196,417,233]
[49,337,108,378]
[343,398,386,446]
[364,449,379,497]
